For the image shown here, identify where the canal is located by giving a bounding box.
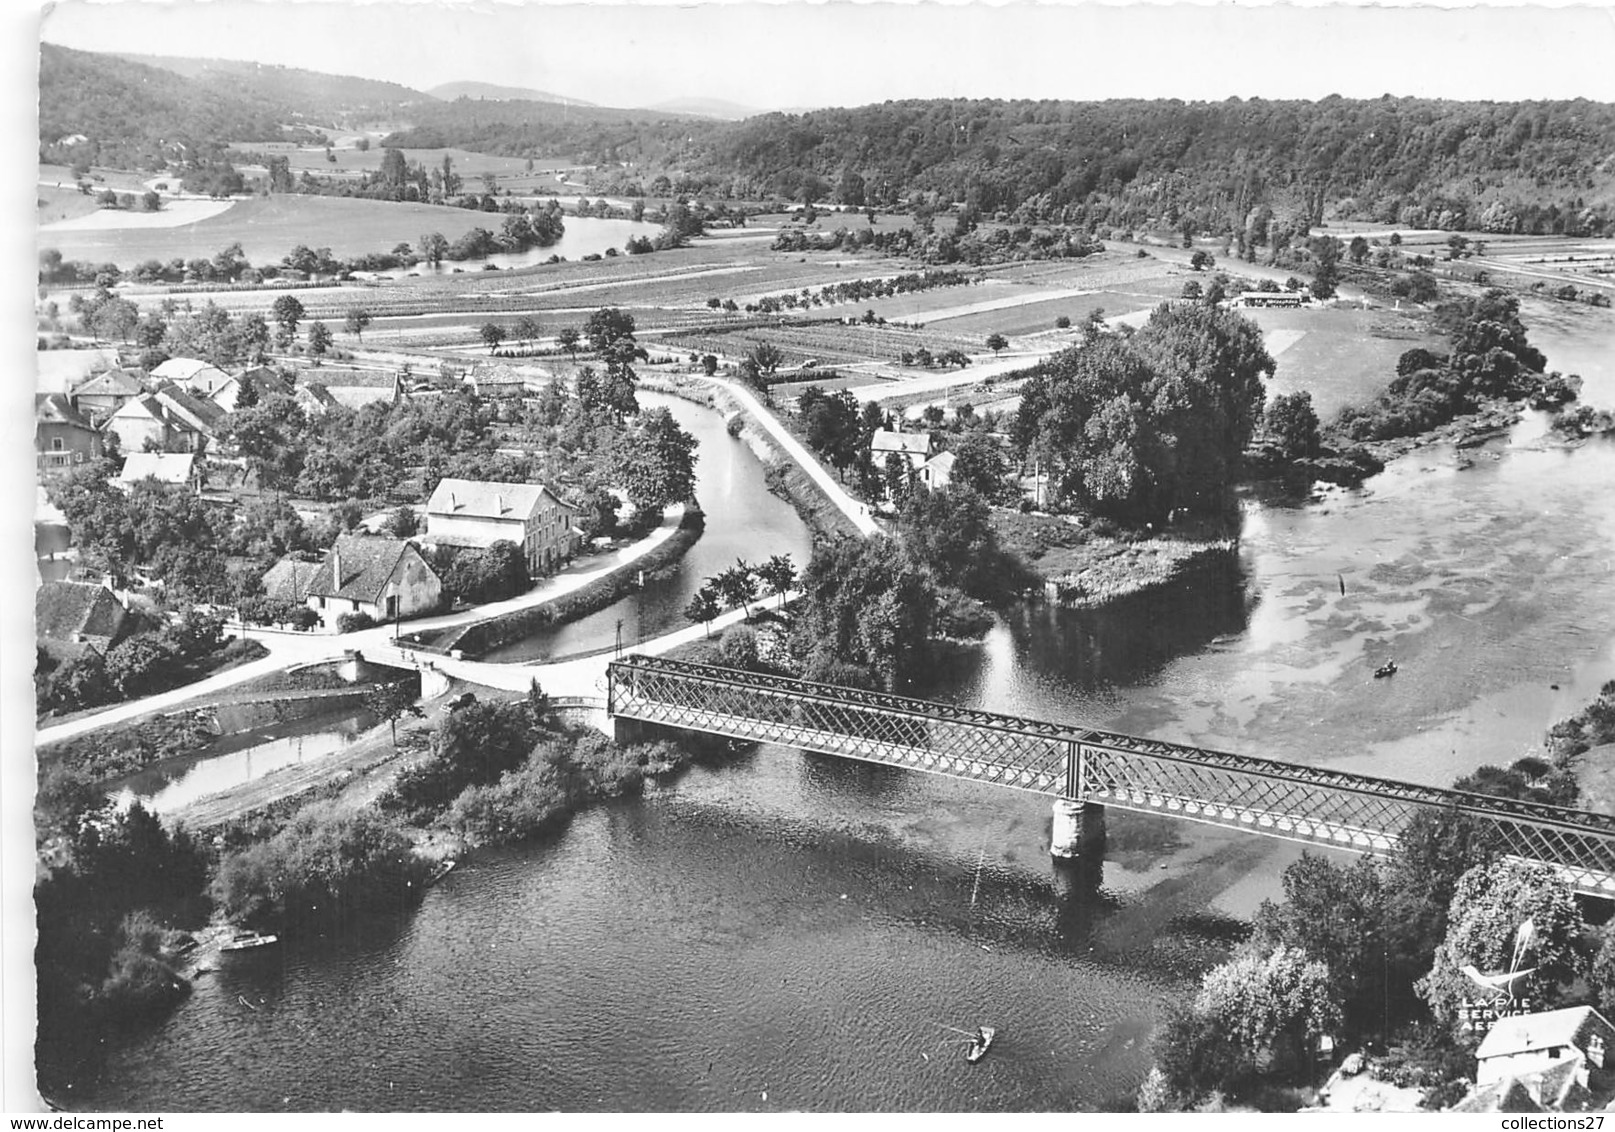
[78,309,1615,1110]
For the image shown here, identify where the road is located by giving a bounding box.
[689,374,881,537]
[35,504,690,746]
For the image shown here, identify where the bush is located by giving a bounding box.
[336,611,377,633]
[719,625,760,670]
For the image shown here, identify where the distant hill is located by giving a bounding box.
[39,43,299,168]
[644,97,761,121]
[428,81,594,107]
[113,53,435,117]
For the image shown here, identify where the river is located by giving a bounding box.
[75,309,1615,1111]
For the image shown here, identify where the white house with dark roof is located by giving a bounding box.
[303,534,442,631]
[423,478,578,576]
[870,428,935,471]
[1477,1006,1615,1090]
[920,449,955,491]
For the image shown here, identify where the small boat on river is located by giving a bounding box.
[1373,660,1399,679]
[220,931,279,952]
[965,1026,996,1064]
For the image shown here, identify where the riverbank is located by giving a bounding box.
[641,373,863,540]
[990,508,1239,609]
[437,504,706,659]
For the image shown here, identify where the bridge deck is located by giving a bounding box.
[607,656,1615,897]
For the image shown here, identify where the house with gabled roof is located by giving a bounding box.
[1477,1006,1615,1091]
[105,394,201,454]
[69,369,146,423]
[304,534,442,631]
[294,381,340,417]
[201,367,283,413]
[262,555,323,604]
[422,477,578,576]
[35,393,104,476]
[152,381,226,437]
[117,452,200,493]
[920,449,955,491]
[469,363,549,398]
[35,579,129,653]
[870,428,935,470]
[151,357,231,396]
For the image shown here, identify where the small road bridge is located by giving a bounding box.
[606,655,1615,898]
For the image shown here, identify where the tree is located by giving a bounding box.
[557,327,581,357]
[610,407,698,514]
[306,320,332,363]
[985,333,1008,355]
[271,294,305,348]
[1418,859,1588,1027]
[419,232,449,267]
[794,537,937,692]
[1189,249,1215,271]
[1055,315,1072,329]
[715,561,759,617]
[240,312,271,364]
[365,682,421,750]
[383,505,419,538]
[344,307,373,340]
[946,430,1010,502]
[701,354,719,376]
[1348,235,1370,265]
[1265,391,1321,458]
[1190,944,1340,1087]
[1180,279,1203,301]
[480,322,506,352]
[747,342,784,379]
[685,584,721,637]
[757,553,798,607]
[513,315,541,348]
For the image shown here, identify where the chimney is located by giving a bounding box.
[330,542,342,590]
[496,493,505,514]
[449,491,457,510]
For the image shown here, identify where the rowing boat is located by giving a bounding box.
[965,1026,996,1063]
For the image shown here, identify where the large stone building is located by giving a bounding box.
[423,478,579,576]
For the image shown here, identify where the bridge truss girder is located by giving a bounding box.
[607,656,1615,897]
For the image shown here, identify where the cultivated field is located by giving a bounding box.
[1243,305,1440,419]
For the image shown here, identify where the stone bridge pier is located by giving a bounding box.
[1050,798,1106,859]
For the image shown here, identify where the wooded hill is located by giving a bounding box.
[38,44,432,170]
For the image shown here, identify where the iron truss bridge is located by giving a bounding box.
[606,655,1615,898]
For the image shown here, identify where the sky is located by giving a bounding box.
[31,0,1615,111]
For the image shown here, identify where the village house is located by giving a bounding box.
[468,362,549,398]
[105,393,205,454]
[294,380,341,417]
[151,357,233,397]
[423,478,579,576]
[302,534,442,631]
[1476,1006,1615,1092]
[207,366,292,413]
[870,428,935,471]
[34,579,130,655]
[116,452,201,494]
[919,450,955,491]
[262,555,323,605]
[68,369,146,423]
[35,393,104,476]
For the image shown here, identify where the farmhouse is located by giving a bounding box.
[35,393,104,476]
[262,556,323,604]
[423,478,579,576]
[295,381,341,417]
[1476,1006,1615,1091]
[469,363,549,398]
[304,534,442,631]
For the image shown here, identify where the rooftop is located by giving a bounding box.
[309,534,429,603]
[35,580,126,643]
[1478,1006,1612,1060]
[871,429,934,456]
[118,452,196,485]
[425,478,568,521]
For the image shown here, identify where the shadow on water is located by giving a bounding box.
[1005,550,1255,693]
